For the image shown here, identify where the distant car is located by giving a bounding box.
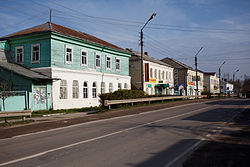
[246,91,250,98]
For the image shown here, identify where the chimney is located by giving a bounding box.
[144,52,148,56]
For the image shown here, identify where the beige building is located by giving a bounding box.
[204,72,220,94]
[128,50,174,95]
[161,57,204,96]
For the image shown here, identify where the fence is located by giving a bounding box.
[104,95,207,109]
[0,91,28,112]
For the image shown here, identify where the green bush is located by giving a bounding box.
[201,90,212,98]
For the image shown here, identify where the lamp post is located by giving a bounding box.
[219,61,226,95]
[233,69,239,82]
[140,13,156,92]
[195,47,203,96]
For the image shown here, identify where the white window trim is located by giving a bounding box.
[65,46,73,64]
[115,58,120,71]
[81,49,88,66]
[106,55,111,70]
[15,46,24,64]
[95,53,101,68]
[31,44,40,64]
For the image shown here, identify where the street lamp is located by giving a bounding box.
[195,47,203,96]
[219,61,226,95]
[140,13,156,91]
[233,69,239,82]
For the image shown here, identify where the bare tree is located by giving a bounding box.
[0,82,13,123]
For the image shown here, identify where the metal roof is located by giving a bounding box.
[0,62,51,80]
[0,22,129,54]
[127,49,173,68]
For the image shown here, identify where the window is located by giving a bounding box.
[92,82,97,98]
[81,50,87,66]
[60,80,67,99]
[106,56,111,70]
[155,69,157,79]
[162,71,165,80]
[65,46,73,64]
[31,44,40,63]
[118,83,122,90]
[72,80,79,99]
[158,70,161,80]
[166,71,168,80]
[124,83,128,89]
[150,68,153,78]
[83,81,88,98]
[169,72,171,80]
[16,46,23,64]
[101,82,105,94]
[116,58,120,70]
[109,83,113,93]
[96,54,101,68]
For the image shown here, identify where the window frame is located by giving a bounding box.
[101,82,105,94]
[59,80,67,99]
[15,46,24,64]
[115,58,120,71]
[83,81,88,98]
[106,56,111,70]
[92,82,97,98]
[95,53,101,68]
[109,83,113,93]
[31,44,40,64]
[65,46,73,64]
[81,49,87,66]
[72,80,79,99]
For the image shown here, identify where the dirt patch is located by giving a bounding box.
[0,98,214,139]
[183,108,250,167]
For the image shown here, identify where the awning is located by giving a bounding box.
[155,84,169,88]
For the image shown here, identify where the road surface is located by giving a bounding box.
[0,98,249,167]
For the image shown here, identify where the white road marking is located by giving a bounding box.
[0,105,214,167]
[1,100,212,141]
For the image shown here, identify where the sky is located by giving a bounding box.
[1,0,250,80]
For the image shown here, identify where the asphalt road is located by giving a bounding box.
[0,98,249,167]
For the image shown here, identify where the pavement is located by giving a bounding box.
[0,98,249,167]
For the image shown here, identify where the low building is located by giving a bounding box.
[221,79,234,95]
[128,50,174,95]
[0,22,131,110]
[203,72,219,94]
[161,57,204,96]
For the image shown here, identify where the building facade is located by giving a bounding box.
[161,57,204,96]
[203,72,219,94]
[129,50,174,95]
[0,22,131,110]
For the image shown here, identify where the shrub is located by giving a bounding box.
[201,90,211,98]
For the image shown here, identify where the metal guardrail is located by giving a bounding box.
[104,95,207,109]
[0,109,31,121]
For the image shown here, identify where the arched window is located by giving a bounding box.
[158,70,161,80]
[109,83,113,93]
[83,81,88,98]
[72,80,79,99]
[92,82,97,98]
[60,80,67,99]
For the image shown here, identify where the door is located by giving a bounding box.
[33,86,47,111]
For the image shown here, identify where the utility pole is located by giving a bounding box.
[194,47,203,96]
[219,61,226,95]
[50,8,52,24]
[140,13,156,92]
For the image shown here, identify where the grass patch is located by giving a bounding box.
[0,119,35,127]
[32,106,102,117]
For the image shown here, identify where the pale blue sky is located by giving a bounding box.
[1,0,250,80]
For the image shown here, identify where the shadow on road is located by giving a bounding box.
[183,108,240,122]
[205,99,250,106]
[126,139,200,167]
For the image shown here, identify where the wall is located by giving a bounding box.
[51,33,130,76]
[8,33,51,68]
[51,67,130,110]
